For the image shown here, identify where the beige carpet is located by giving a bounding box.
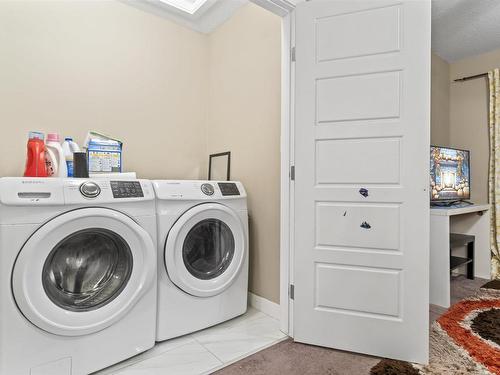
[214,277,491,375]
[213,338,379,375]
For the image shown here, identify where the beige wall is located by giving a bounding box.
[431,53,450,146]
[449,49,500,204]
[431,47,497,205]
[0,0,209,179]
[0,1,282,303]
[206,4,282,303]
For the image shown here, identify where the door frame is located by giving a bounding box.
[249,0,296,335]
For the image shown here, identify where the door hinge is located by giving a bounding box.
[289,284,295,300]
[290,165,295,181]
[291,46,296,62]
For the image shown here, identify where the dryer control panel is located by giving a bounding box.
[218,182,240,196]
[153,180,246,201]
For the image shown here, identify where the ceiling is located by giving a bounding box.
[127,0,500,62]
[124,0,298,34]
[432,0,500,62]
[158,0,210,15]
[124,0,247,34]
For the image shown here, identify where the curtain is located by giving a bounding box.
[488,68,500,279]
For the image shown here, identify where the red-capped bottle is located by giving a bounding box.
[24,131,48,177]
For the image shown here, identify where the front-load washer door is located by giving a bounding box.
[165,203,246,297]
[12,208,155,337]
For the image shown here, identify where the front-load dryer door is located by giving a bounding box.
[12,208,155,336]
[165,203,246,297]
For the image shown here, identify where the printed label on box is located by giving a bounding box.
[88,151,121,173]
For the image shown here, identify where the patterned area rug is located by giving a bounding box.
[371,282,500,375]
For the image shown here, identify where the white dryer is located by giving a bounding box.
[153,180,248,341]
[0,177,157,375]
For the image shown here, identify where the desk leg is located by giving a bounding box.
[430,215,451,307]
[467,241,475,280]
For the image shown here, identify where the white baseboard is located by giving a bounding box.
[248,292,281,320]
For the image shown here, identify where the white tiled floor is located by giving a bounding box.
[95,308,287,375]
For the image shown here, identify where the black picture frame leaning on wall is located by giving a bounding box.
[208,151,231,181]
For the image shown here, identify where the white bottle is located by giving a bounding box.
[45,133,68,178]
[62,137,80,177]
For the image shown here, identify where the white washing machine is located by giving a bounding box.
[0,177,157,375]
[153,180,249,341]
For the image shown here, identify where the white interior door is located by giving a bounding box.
[293,0,431,363]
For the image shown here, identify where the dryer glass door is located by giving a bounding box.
[165,203,246,297]
[42,228,133,312]
[182,219,235,280]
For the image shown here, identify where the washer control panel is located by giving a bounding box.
[111,181,144,198]
[218,182,240,196]
[79,181,101,198]
[201,183,215,196]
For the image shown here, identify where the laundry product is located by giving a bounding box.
[84,131,123,173]
[23,131,48,177]
[62,137,80,177]
[45,133,68,178]
[73,152,89,178]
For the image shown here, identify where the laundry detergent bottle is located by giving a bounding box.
[24,131,48,177]
[62,137,80,177]
[45,133,68,177]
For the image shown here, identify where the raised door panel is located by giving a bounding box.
[316,138,401,185]
[316,71,401,123]
[315,263,401,317]
[317,5,401,62]
[316,202,400,250]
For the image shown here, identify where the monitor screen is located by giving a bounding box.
[430,146,470,201]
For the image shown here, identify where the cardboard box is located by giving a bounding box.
[84,132,123,173]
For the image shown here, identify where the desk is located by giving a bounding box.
[430,204,490,307]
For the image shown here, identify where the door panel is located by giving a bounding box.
[315,263,401,317]
[316,5,401,62]
[316,202,400,250]
[317,71,401,123]
[316,138,401,184]
[294,0,430,363]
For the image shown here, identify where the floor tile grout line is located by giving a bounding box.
[105,339,200,374]
[119,339,225,375]
[246,306,283,324]
[193,313,282,341]
[194,315,288,372]
[194,336,227,364]
[99,310,285,374]
[212,309,272,331]
[204,336,289,374]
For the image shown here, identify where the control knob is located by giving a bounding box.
[80,181,101,198]
[201,183,215,196]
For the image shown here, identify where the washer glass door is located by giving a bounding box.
[42,228,133,312]
[12,207,155,336]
